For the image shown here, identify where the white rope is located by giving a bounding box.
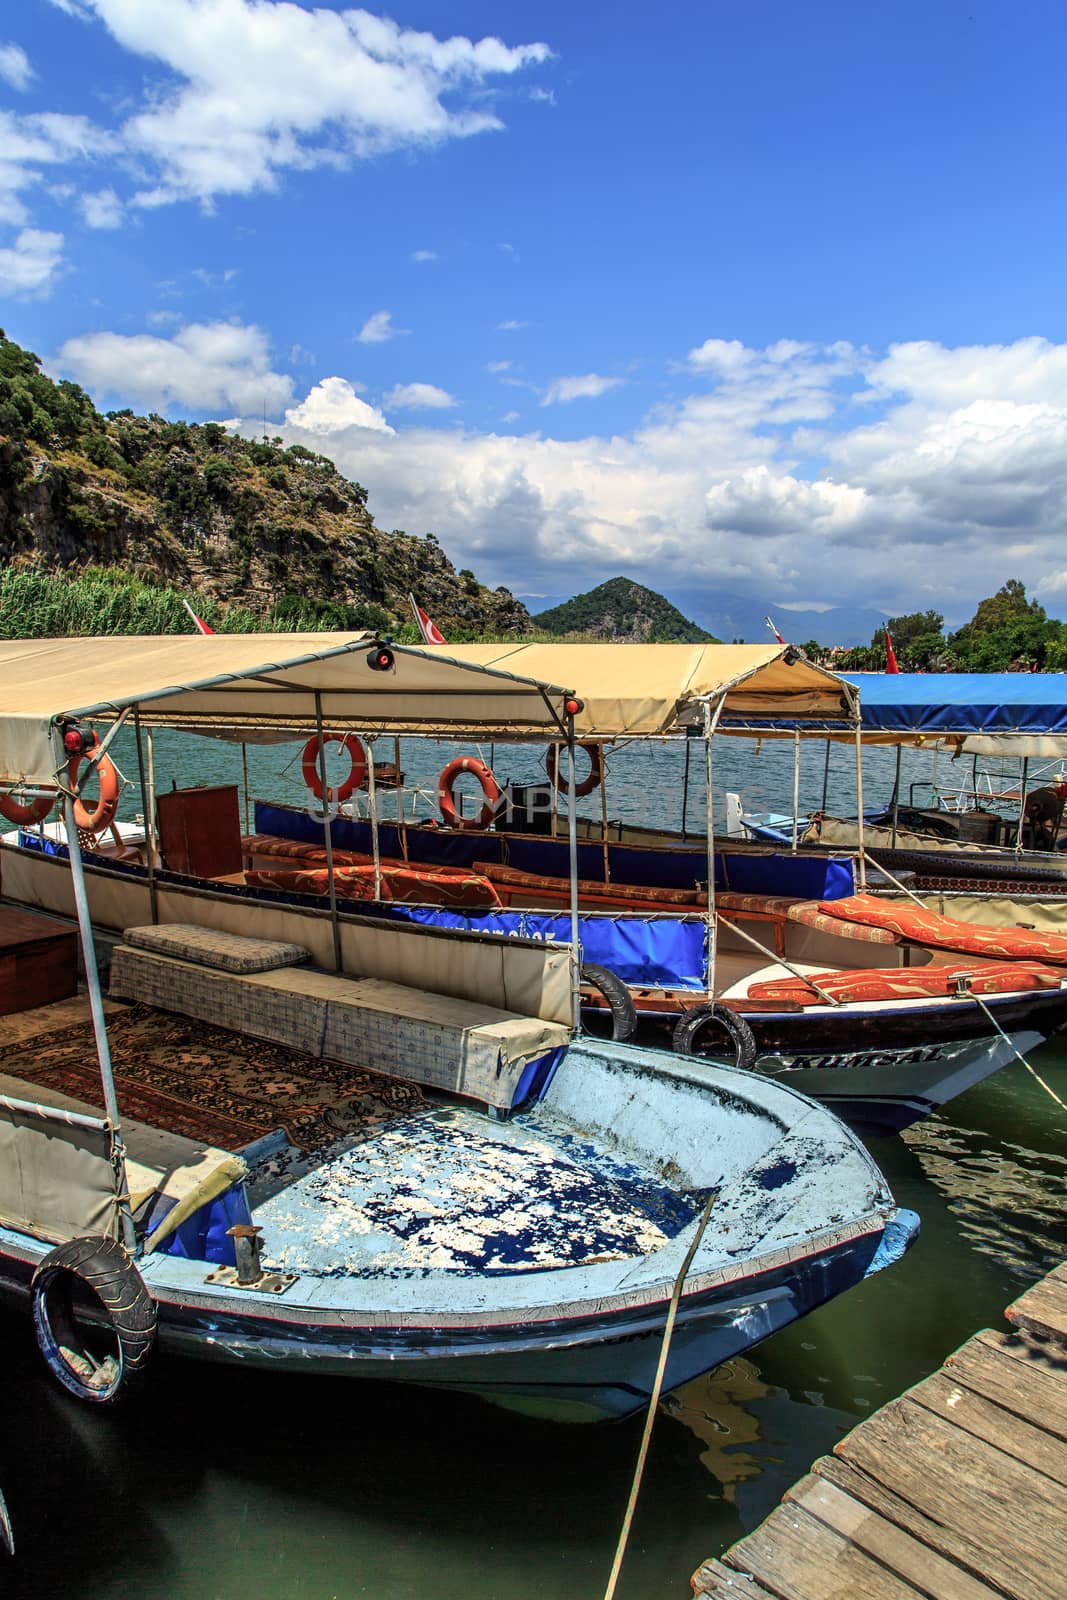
[601,1188,718,1600]
[971,989,1067,1113]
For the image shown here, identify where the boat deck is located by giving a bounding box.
[692,1261,1067,1599]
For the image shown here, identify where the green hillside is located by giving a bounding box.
[0,331,529,639]
[533,576,718,643]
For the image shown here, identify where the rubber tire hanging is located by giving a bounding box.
[31,1236,156,1404]
[671,1002,758,1071]
[580,963,638,1042]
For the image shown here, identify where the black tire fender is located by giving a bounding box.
[31,1236,156,1404]
[672,1002,758,1071]
[580,962,638,1043]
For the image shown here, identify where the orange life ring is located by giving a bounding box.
[438,756,500,831]
[0,787,56,826]
[69,736,120,834]
[545,742,603,799]
[301,734,368,804]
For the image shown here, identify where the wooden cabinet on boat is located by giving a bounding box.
[0,907,79,1016]
[156,784,243,879]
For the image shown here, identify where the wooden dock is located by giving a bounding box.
[691,1263,1067,1600]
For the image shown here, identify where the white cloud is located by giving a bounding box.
[356,309,407,344]
[541,373,622,405]
[0,109,118,225]
[80,186,123,228]
[384,382,457,410]
[497,319,527,331]
[59,0,550,209]
[486,360,511,373]
[0,228,65,296]
[58,320,294,414]
[146,308,181,328]
[0,44,34,92]
[411,248,436,262]
[284,376,392,434]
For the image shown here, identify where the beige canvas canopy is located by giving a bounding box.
[434,642,857,737]
[0,633,574,786]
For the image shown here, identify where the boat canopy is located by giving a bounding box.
[433,643,857,737]
[842,672,1067,754]
[0,634,574,786]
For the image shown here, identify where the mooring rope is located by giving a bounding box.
[971,990,1067,1113]
[601,1187,718,1600]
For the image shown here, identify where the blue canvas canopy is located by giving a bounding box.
[842,673,1067,739]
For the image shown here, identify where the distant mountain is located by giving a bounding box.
[702,593,894,649]
[533,577,719,643]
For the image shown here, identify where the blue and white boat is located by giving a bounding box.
[0,634,916,1420]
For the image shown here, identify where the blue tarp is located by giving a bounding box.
[842,673,1067,737]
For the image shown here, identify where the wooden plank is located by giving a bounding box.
[910,1370,1067,1484]
[814,1455,1041,1600]
[946,1330,1067,1441]
[1006,1274,1067,1345]
[834,1395,1067,1600]
[690,1558,778,1597]
[725,1500,928,1599]
[784,1474,1003,1600]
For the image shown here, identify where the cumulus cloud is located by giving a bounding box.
[43,325,1067,622]
[80,186,123,228]
[384,382,456,410]
[541,373,622,405]
[356,309,406,344]
[58,320,294,414]
[53,0,550,208]
[0,109,118,226]
[0,44,34,92]
[285,377,392,434]
[0,228,65,296]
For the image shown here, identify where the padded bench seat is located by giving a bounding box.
[110,929,569,1111]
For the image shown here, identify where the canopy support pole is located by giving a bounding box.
[600,745,611,883]
[313,694,342,973]
[1016,756,1029,853]
[566,714,582,1032]
[890,743,902,847]
[854,709,866,890]
[681,732,692,838]
[62,792,137,1257]
[133,711,159,926]
[791,731,801,851]
[367,738,382,902]
[240,741,251,838]
[704,695,726,1000]
[821,737,831,815]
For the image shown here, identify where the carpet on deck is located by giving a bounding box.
[1,1003,426,1152]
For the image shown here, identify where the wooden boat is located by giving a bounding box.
[0,635,917,1420]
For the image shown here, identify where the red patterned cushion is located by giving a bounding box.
[246,864,502,909]
[814,892,1067,966]
[786,903,899,944]
[748,959,1063,1006]
[472,862,700,906]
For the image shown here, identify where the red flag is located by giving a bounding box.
[764,615,786,645]
[182,598,214,635]
[410,594,447,645]
[885,629,899,673]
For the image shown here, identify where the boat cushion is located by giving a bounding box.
[785,902,900,944]
[124,923,309,974]
[715,893,799,915]
[108,947,570,1111]
[815,892,1067,965]
[472,861,701,905]
[747,959,1064,1006]
[246,863,502,909]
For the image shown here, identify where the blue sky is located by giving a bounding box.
[4,0,1067,632]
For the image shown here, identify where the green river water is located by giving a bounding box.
[2,731,1065,1598]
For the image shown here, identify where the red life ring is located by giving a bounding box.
[0,787,56,826]
[438,757,500,831]
[70,736,120,834]
[301,734,368,804]
[545,742,603,799]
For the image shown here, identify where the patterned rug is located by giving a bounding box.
[2,1003,426,1152]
